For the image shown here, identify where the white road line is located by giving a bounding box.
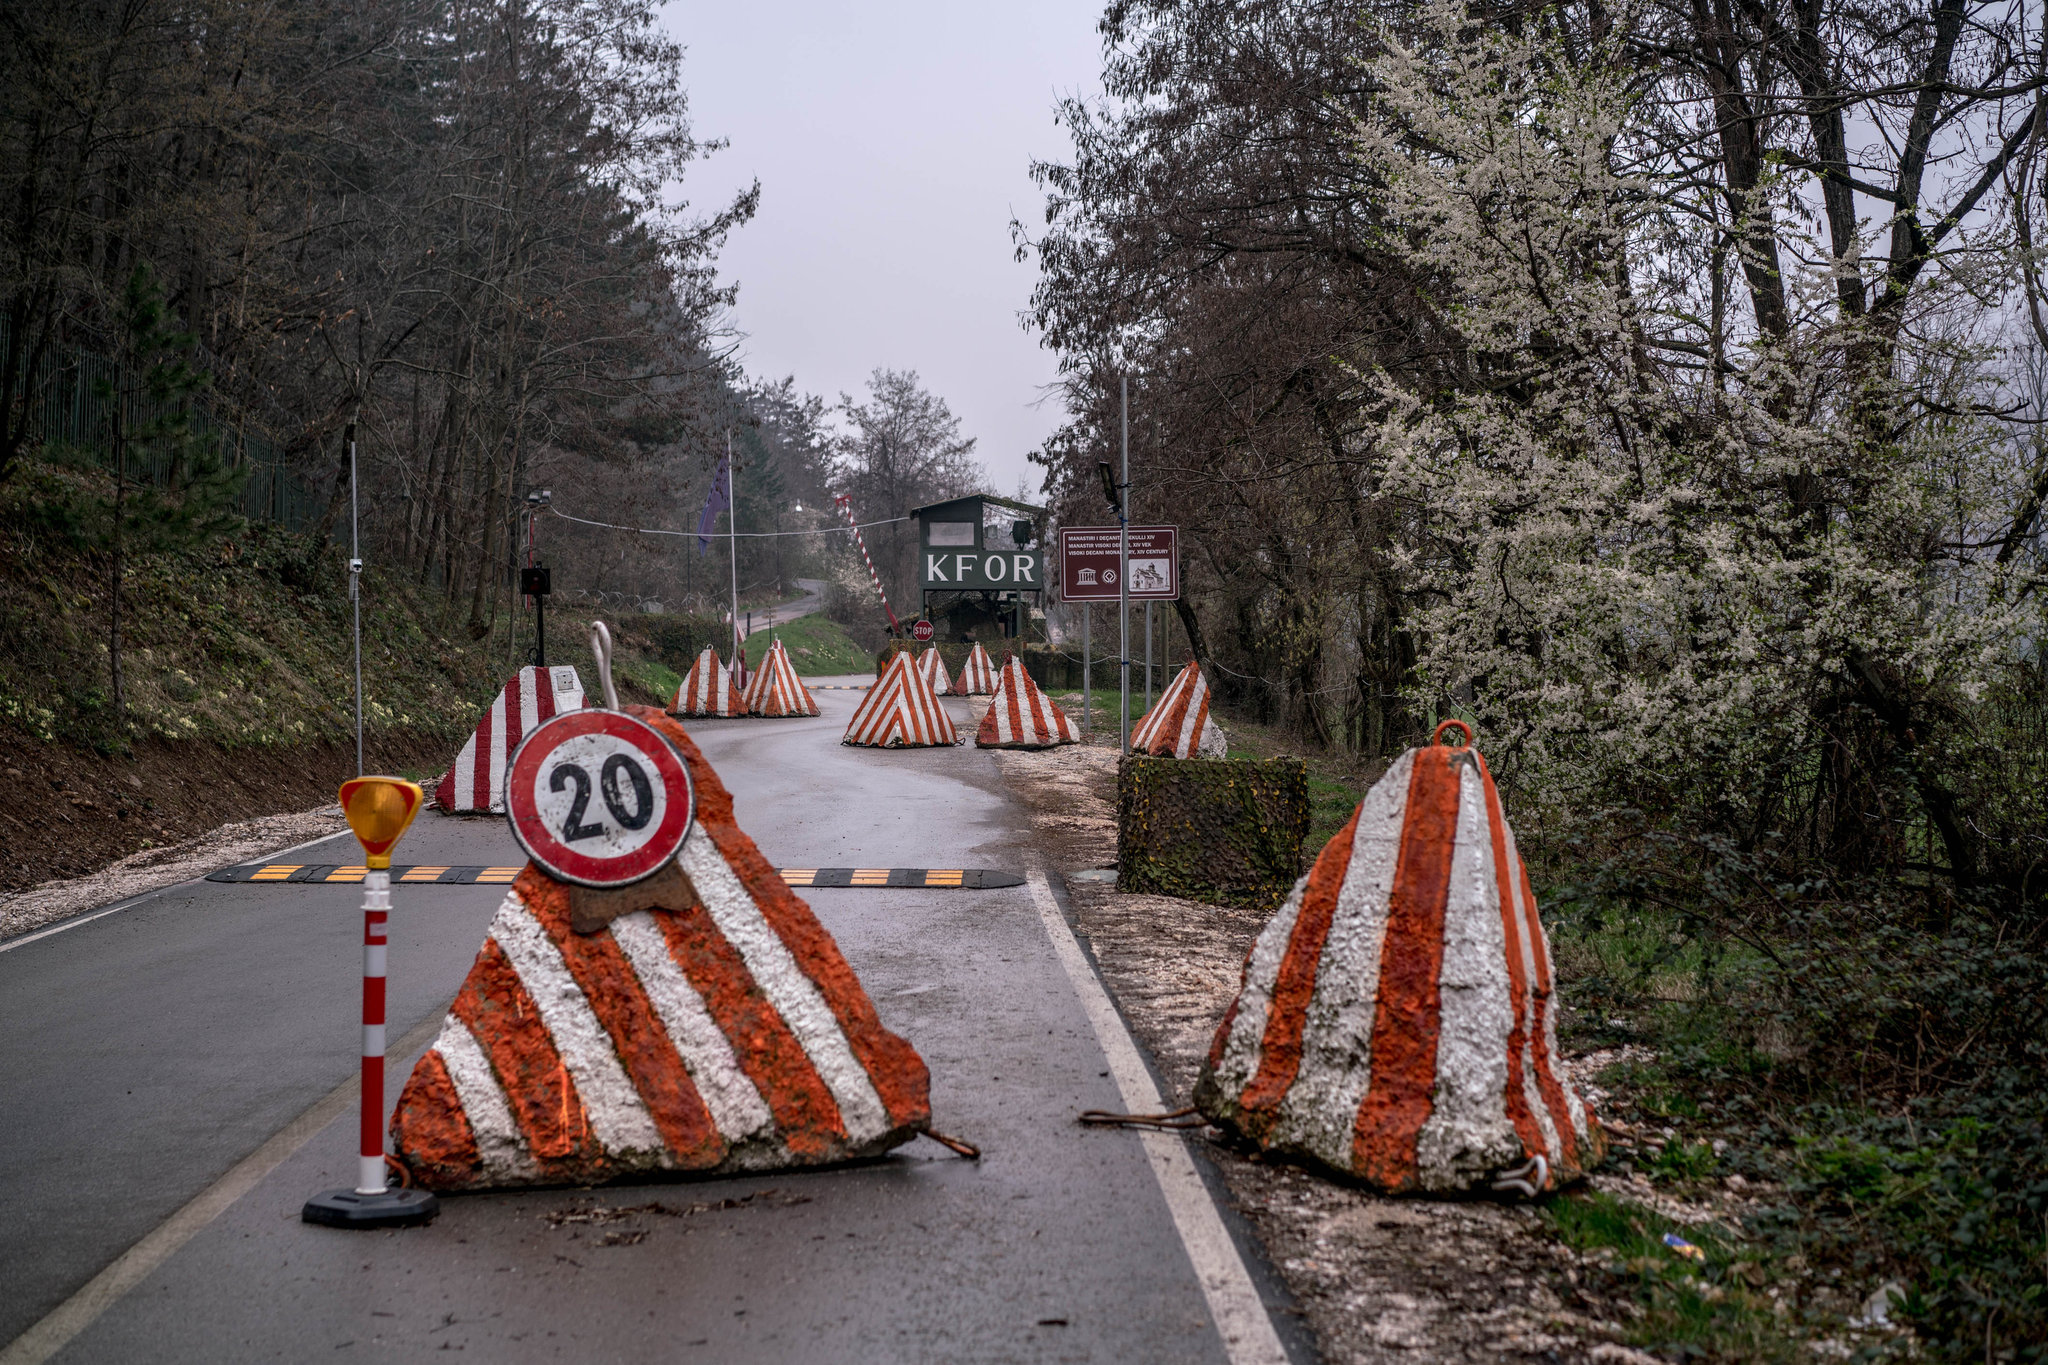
[0,827,356,956]
[1025,872,1291,1365]
[0,1009,448,1365]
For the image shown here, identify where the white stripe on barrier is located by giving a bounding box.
[610,909,777,1147]
[1499,819,1564,1161]
[1413,763,1518,1187]
[434,1015,540,1182]
[1273,748,1412,1166]
[678,831,889,1144]
[1210,877,1307,1100]
[489,897,667,1160]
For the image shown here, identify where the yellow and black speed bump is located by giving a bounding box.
[207,863,1024,890]
[777,868,1023,889]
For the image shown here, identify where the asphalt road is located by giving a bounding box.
[740,577,826,637]
[0,680,1290,1363]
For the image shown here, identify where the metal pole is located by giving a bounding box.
[1083,607,1091,732]
[1119,375,1130,755]
[728,432,741,670]
[347,420,363,777]
[1145,601,1153,711]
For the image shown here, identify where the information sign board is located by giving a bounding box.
[1057,526,1179,601]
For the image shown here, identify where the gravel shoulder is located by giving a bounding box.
[0,805,346,941]
[991,737,1655,1365]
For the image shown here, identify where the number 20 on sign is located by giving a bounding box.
[505,710,694,887]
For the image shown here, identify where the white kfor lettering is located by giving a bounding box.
[1012,554,1035,583]
[955,554,975,581]
[925,554,948,582]
[984,555,1007,582]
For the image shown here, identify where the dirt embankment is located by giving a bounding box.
[991,743,1655,1365]
[0,727,449,896]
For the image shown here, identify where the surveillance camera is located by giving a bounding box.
[526,489,552,507]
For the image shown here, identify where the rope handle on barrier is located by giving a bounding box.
[1431,718,1474,746]
[1078,1105,1210,1131]
[922,1128,982,1159]
[589,620,619,710]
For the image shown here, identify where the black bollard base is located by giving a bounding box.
[302,1186,439,1229]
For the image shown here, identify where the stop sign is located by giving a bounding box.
[911,619,934,642]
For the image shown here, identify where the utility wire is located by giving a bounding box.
[548,505,909,539]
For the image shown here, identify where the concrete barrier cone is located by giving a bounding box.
[953,642,996,696]
[746,640,819,717]
[842,652,959,748]
[1195,720,1602,1195]
[434,665,586,813]
[914,646,952,697]
[1129,661,1225,759]
[977,654,1077,749]
[670,647,741,718]
[391,707,932,1190]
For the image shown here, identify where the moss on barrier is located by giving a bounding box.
[1116,754,1310,909]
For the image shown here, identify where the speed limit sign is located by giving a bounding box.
[504,710,695,887]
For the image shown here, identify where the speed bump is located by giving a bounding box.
[208,863,1023,889]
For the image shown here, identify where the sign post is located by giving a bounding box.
[1119,377,1129,754]
[304,776,436,1229]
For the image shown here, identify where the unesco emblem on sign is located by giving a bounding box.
[504,710,694,887]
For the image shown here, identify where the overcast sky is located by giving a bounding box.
[660,1,1106,504]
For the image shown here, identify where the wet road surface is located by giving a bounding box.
[0,680,1289,1363]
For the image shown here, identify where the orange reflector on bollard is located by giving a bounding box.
[340,778,424,869]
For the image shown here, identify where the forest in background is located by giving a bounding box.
[1020,0,2048,1355]
[0,0,985,716]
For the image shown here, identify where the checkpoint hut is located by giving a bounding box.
[910,494,1047,644]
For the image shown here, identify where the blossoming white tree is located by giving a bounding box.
[1354,0,2039,908]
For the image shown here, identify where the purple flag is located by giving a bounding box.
[696,451,731,555]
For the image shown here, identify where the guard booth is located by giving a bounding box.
[911,494,1048,641]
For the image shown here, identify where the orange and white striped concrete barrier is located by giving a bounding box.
[914,645,952,697]
[953,643,996,695]
[433,665,586,813]
[670,646,741,718]
[1129,660,1225,759]
[843,651,959,748]
[391,708,932,1190]
[744,639,819,718]
[1195,720,1601,1194]
[976,655,1077,749]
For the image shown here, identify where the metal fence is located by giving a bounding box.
[3,318,323,530]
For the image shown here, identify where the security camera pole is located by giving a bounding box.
[347,418,363,777]
[523,490,552,667]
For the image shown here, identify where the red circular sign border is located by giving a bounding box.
[504,710,695,888]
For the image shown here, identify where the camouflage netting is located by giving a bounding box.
[1116,755,1310,910]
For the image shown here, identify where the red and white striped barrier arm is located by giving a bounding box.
[834,495,900,634]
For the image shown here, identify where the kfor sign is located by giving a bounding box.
[919,548,1047,592]
[1057,526,1179,601]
